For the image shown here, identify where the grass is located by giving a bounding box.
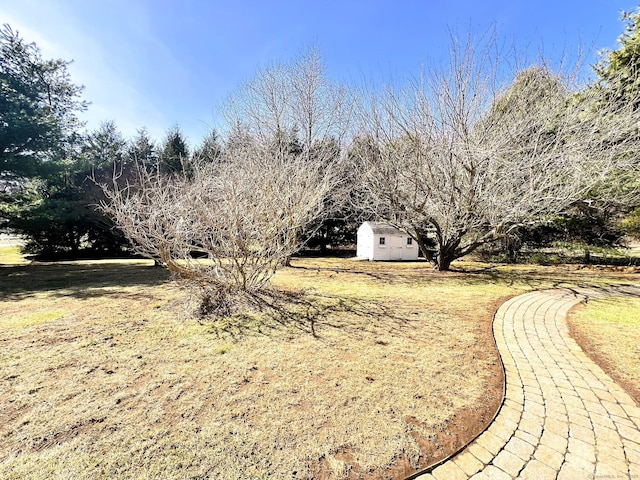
[568,296,640,403]
[0,252,638,479]
[0,246,28,265]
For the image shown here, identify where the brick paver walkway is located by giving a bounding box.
[414,286,640,480]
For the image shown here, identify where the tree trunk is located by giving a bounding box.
[319,225,328,254]
[412,228,435,265]
[70,228,80,255]
[436,240,460,271]
[437,254,454,271]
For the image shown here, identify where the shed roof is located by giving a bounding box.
[361,221,406,235]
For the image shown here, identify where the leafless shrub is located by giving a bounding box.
[99,146,338,316]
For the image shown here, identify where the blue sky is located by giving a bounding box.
[0,0,637,146]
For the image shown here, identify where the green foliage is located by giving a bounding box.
[8,124,131,258]
[269,126,303,157]
[224,122,255,157]
[159,126,190,175]
[489,66,567,119]
[126,127,158,174]
[590,8,640,240]
[479,205,629,265]
[193,128,222,163]
[14,197,87,256]
[522,211,624,249]
[303,219,357,252]
[0,24,86,177]
[621,207,640,237]
[81,120,126,171]
[596,8,640,105]
[11,188,129,259]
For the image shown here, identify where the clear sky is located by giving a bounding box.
[0,0,637,146]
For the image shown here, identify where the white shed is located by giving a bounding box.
[356,221,419,261]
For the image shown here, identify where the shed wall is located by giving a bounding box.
[357,222,419,261]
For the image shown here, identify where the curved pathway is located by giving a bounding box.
[414,286,640,480]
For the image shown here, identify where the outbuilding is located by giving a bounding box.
[356,221,419,261]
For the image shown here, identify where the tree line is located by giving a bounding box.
[3,13,640,311]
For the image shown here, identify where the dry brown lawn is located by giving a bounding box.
[1,251,637,479]
[568,295,640,404]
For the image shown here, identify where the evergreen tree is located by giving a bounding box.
[159,126,190,175]
[224,121,255,155]
[0,24,87,177]
[9,123,130,258]
[193,128,222,164]
[595,8,640,106]
[127,128,158,168]
[82,120,126,170]
[592,7,640,245]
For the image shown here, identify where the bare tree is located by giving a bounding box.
[354,35,640,270]
[289,48,353,160]
[223,48,354,262]
[99,143,339,315]
[223,47,352,157]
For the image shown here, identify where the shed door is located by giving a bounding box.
[390,235,403,260]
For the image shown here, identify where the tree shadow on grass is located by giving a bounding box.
[216,262,640,343]
[451,263,638,290]
[287,259,630,292]
[199,288,425,344]
[0,262,171,300]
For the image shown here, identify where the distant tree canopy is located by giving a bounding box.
[82,120,126,170]
[590,8,640,244]
[0,24,87,177]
